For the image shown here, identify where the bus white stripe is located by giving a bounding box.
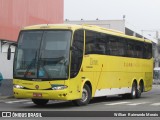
[94,87,131,97]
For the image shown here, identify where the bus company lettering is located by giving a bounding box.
[90,58,98,65]
[124,62,133,67]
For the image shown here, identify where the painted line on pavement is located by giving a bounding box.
[105,101,131,105]
[5,100,30,104]
[151,102,160,106]
[127,102,149,106]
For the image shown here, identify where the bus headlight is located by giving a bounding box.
[13,85,24,89]
[51,85,68,90]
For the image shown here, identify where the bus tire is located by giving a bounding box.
[73,84,91,106]
[136,82,143,98]
[129,82,137,99]
[32,99,49,106]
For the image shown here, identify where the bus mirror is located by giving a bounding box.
[7,42,17,60]
[7,46,11,60]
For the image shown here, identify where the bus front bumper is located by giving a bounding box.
[13,88,70,100]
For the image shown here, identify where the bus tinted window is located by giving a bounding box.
[70,30,84,78]
[127,40,136,58]
[85,31,96,54]
[107,36,126,56]
[144,43,152,59]
[135,42,143,58]
[85,30,106,54]
[85,30,152,59]
[95,33,106,54]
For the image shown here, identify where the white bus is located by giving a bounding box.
[153,67,160,84]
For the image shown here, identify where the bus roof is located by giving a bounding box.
[22,24,152,43]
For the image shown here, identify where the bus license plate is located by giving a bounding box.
[33,93,42,97]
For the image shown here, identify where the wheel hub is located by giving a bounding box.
[81,88,88,102]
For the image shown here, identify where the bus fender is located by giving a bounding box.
[131,78,137,89]
[80,78,92,96]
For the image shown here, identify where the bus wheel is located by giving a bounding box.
[73,84,91,106]
[136,82,143,98]
[32,99,49,106]
[130,82,137,99]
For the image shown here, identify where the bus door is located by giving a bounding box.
[69,30,84,100]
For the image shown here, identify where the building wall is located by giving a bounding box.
[0,0,64,42]
[0,41,15,79]
[64,20,125,33]
[0,52,14,79]
[0,0,64,79]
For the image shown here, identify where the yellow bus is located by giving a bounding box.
[8,24,153,106]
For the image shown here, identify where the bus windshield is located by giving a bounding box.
[14,30,71,80]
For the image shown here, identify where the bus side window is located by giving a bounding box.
[148,43,152,59]
[70,30,84,78]
[144,43,152,59]
[135,43,143,58]
[108,36,119,56]
[127,41,135,57]
[85,30,96,54]
[85,31,106,55]
[95,34,106,54]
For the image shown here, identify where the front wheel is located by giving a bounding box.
[32,99,49,106]
[73,84,91,106]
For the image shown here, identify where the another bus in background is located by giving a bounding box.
[153,67,160,84]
